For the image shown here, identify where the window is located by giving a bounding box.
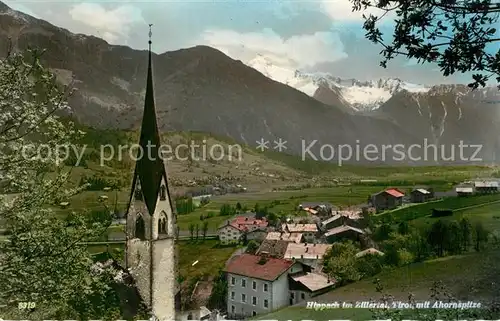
[252,281,257,290]
[231,292,235,300]
[231,305,235,313]
[252,296,257,305]
[301,293,305,300]
[135,215,145,240]
[241,293,246,303]
[263,283,268,292]
[252,311,257,316]
[290,292,295,299]
[241,279,246,287]
[231,277,235,285]
[160,185,166,200]
[264,299,269,308]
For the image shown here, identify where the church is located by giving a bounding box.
[124,26,181,321]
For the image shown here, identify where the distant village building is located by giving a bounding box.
[474,181,499,194]
[369,188,404,211]
[288,272,335,305]
[265,232,303,243]
[283,243,332,270]
[256,240,289,259]
[324,225,365,243]
[245,228,268,242]
[410,188,433,203]
[224,253,304,319]
[282,223,318,243]
[455,185,474,197]
[218,217,269,244]
[298,202,334,216]
[320,213,359,231]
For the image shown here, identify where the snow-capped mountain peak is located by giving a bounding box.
[246,54,431,111]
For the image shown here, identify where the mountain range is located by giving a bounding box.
[1,1,499,165]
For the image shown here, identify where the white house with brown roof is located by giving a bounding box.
[218,216,269,244]
[224,253,304,319]
[283,243,332,269]
[282,223,318,243]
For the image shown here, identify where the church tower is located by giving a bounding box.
[125,25,180,321]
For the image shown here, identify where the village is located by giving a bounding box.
[183,179,500,320]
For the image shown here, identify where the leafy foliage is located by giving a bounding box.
[351,0,500,88]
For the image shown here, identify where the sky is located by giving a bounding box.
[2,0,490,85]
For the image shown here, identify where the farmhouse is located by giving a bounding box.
[282,223,318,242]
[266,232,303,243]
[218,222,245,244]
[298,202,334,216]
[288,272,335,305]
[245,228,268,242]
[474,181,499,194]
[256,240,289,259]
[369,188,405,211]
[410,188,433,203]
[225,253,305,318]
[218,216,269,243]
[324,225,365,243]
[283,243,332,270]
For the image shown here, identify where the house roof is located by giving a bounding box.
[385,188,405,197]
[355,248,384,258]
[324,225,365,237]
[224,254,295,281]
[265,232,303,243]
[284,243,332,260]
[321,214,343,227]
[413,188,430,194]
[256,240,289,259]
[474,181,499,188]
[299,202,333,208]
[218,216,269,232]
[290,272,335,292]
[303,207,318,215]
[283,223,318,233]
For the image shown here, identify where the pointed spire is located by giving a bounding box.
[133,24,168,215]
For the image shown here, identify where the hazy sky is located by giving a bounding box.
[3,0,492,85]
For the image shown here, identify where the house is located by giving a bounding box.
[288,272,335,305]
[282,223,318,243]
[355,248,384,258]
[320,213,359,231]
[455,185,474,197]
[245,228,268,242]
[256,240,289,259]
[218,216,269,244]
[324,225,365,243]
[283,243,332,270]
[265,232,303,243]
[474,181,499,194]
[410,188,433,203]
[369,188,404,211]
[224,253,304,318]
[218,222,245,244]
[298,202,334,215]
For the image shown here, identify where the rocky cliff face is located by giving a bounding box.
[0,2,498,165]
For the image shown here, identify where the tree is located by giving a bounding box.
[397,221,409,235]
[459,217,472,251]
[351,0,500,89]
[323,242,361,285]
[473,221,489,251]
[188,223,195,240]
[235,202,242,212]
[202,221,209,240]
[195,224,200,240]
[0,50,117,319]
[428,220,450,256]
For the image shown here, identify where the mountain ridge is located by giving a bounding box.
[0,1,498,165]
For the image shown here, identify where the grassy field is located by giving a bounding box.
[256,250,500,320]
[377,193,500,223]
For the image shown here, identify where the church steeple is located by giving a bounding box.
[132,23,170,215]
